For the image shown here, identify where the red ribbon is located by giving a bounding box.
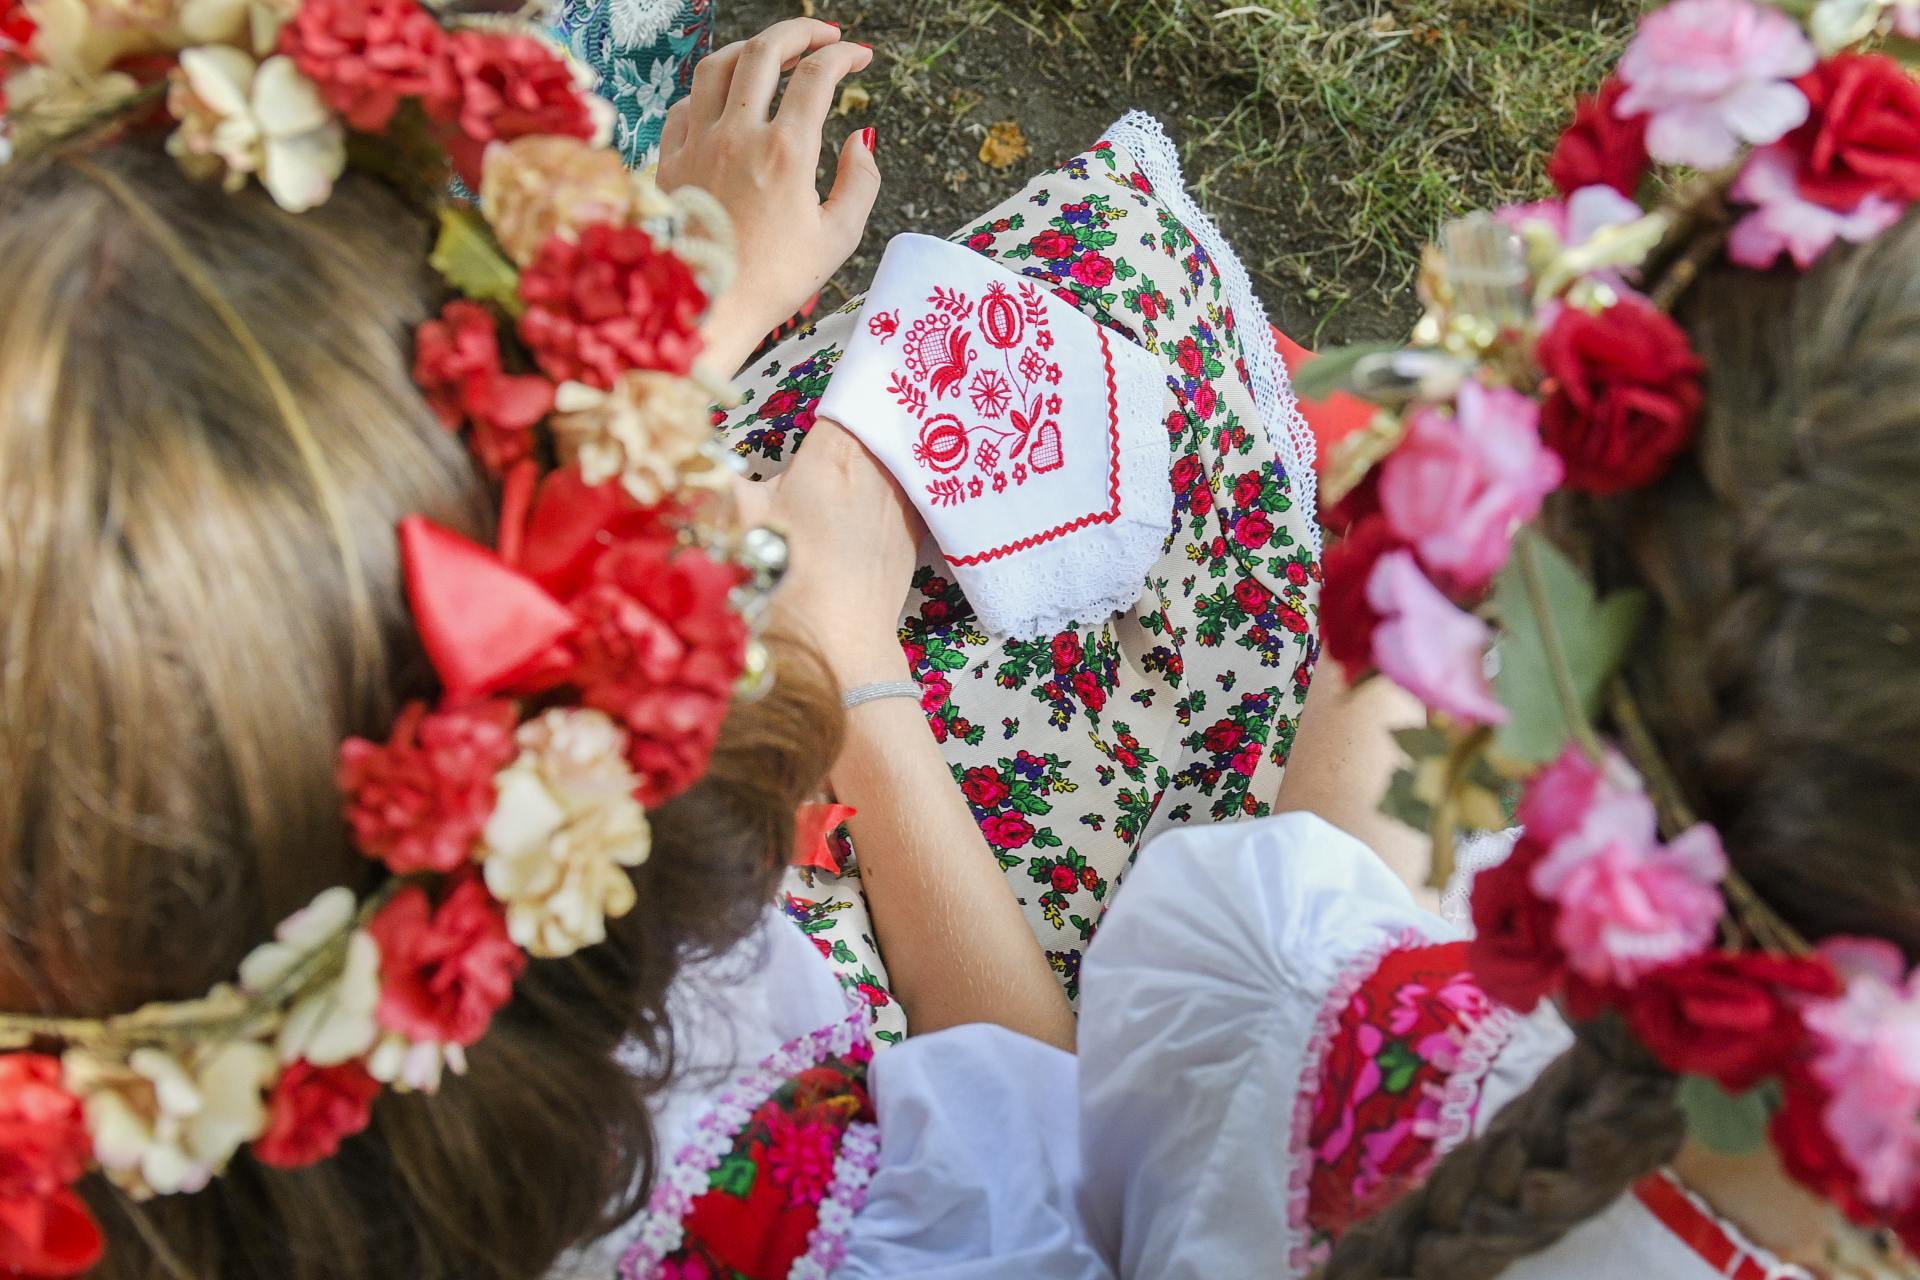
[398,515,576,700]
[792,804,858,873]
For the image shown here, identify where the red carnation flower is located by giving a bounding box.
[0,1054,102,1280]
[278,0,455,133]
[369,876,525,1048]
[337,700,520,875]
[1547,79,1650,198]
[1789,54,1920,211]
[439,29,598,186]
[1536,299,1703,495]
[413,301,557,476]
[960,766,1010,808]
[1623,951,1840,1093]
[1319,515,1400,680]
[517,224,708,388]
[1468,837,1567,1013]
[253,1061,381,1169]
[562,539,748,806]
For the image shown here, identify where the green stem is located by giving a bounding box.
[1516,533,1605,763]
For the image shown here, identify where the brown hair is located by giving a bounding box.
[0,137,843,1280]
[1327,211,1920,1278]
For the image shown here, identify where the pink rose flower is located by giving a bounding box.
[1803,938,1920,1213]
[1365,551,1506,725]
[1378,382,1564,593]
[1528,776,1727,987]
[1729,143,1905,270]
[1616,0,1815,169]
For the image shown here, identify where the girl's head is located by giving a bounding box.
[1326,209,1920,1277]
[0,137,840,1279]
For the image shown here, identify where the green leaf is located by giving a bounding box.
[1492,532,1648,766]
[710,1151,758,1197]
[430,208,524,316]
[1677,1076,1779,1156]
[1382,764,1434,832]
[1289,341,1402,402]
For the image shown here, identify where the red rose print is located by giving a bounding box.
[968,231,994,251]
[1536,299,1702,495]
[1232,471,1264,508]
[1233,578,1272,615]
[919,671,952,712]
[1203,720,1244,754]
[1031,229,1078,260]
[1070,252,1116,288]
[1050,631,1084,674]
[1789,54,1920,209]
[1546,79,1650,198]
[254,1061,381,1169]
[1190,483,1213,516]
[982,813,1036,849]
[1231,743,1262,777]
[1278,607,1309,635]
[1170,454,1202,494]
[1192,380,1218,420]
[961,766,1010,808]
[761,388,801,419]
[1050,864,1078,893]
[1234,509,1274,548]
[1176,338,1205,378]
[1072,670,1107,712]
[920,598,953,623]
[1286,561,1310,586]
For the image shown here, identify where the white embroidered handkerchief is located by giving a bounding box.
[818,234,1170,637]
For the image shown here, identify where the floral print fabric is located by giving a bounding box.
[725,126,1321,1041]
[553,0,713,167]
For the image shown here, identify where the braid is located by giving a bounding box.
[1322,1019,1683,1280]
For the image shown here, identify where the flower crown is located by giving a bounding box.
[0,3,785,1276]
[1308,0,1920,1263]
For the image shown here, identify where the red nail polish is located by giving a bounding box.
[861,127,877,152]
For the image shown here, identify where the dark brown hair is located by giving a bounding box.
[1327,211,1920,1278]
[0,137,843,1280]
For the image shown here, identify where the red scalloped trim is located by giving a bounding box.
[947,328,1127,567]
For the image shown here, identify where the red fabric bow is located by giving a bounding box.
[792,804,858,873]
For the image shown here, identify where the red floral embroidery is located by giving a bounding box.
[659,1049,876,1280]
[893,282,1064,509]
[1304,943,1507,1241]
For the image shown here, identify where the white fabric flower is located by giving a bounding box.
[551,371,713,506]
[66,1040,277,1199]
[178,0,298,55]
[26,0,182,76]
[479,709,652,960]
[238,886,381,1067]
[165,46,346,212]
[367,1034,468,1095]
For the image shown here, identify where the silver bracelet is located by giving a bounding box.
[841,680,923,710]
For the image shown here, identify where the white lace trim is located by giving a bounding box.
[1440,829,1521,933]
[1099,111,1321,557]
[786,1120,884,1280]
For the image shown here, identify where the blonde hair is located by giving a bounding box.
[0,136,841,1279]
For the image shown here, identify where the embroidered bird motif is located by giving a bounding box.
[916,324,974,400]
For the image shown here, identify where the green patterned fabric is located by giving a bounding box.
[553,0,714,168]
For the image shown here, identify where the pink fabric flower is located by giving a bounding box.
[1528,778,1728,988]
[1377,382,1563,593]
[1517,744,1617,844]
[1729,143,1905,270]
[1804,938,1920,1212]
[1616,0,1815,169]
[764,1110,839,1208]
[1495,183,1645,250]
[1365,551,1506,725]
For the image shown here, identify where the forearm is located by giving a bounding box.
[829,698,1076,1051]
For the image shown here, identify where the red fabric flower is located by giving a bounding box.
[561,539,748,807]
[517,225,708,388]
[0,4,32,62]
[277,0,455,133]
[960,766,1009,808]
[1467,837,1567,1012]
[1547,79,1650,198]
[369,876,525,1047]
[1050,632,1083,674]
[1536,299,1703,495]
[1072,670,1107,712]
[413,301,557,476]
[1319,515,1399,679]
[1789,54,1920,210]
[0,1055,102,1280]
[1233,578,1272,615]
[1049,864,1078,893]
[337,700,520,875]
[253,1061,381,1169]
[1771,1070,1879,1225]
[438,29,599,186]
[1623,952,1840,1092]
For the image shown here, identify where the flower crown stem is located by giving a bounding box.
[1648,224,1730,313]
[1516,533,1607,763]
[1427,724,1495,891]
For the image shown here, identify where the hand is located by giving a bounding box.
[658,18,881,376]
[735,419,920,690]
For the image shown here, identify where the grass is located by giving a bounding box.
[1017,0,1645,337]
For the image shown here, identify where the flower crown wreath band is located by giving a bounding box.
[0,3,795,1276]
[1305,0,1920,1266]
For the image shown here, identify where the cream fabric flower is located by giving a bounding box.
[367,1034,467,1096]
[551,371,714,506]
[25,0,183,76]
[238,886,381,1067]
[65,1040,277,1199]
[479,709,652,960]
[166,46,346,212]
[179,0,298,54]
[479,135,637,268]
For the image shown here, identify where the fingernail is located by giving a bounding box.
[857,41,873,51]
[823,19,840,26]
[861,127,877,152]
